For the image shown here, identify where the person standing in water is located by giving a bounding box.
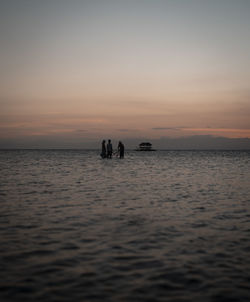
[107,139,113,159]
[101,140,106,158]
[118,141,125,158]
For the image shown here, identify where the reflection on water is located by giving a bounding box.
[0,150,250,301]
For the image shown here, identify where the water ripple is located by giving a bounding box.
[0,150,250,301]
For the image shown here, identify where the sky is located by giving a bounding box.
[1,0,250,148]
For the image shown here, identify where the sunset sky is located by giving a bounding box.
[1,0,250,148]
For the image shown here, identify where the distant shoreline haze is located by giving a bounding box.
[0,135,250,150]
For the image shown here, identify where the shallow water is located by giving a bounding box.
[0,150,250,301]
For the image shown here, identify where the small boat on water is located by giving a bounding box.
[135,142,156,151]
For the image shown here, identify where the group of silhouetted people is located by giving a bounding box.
[101,139,124,159]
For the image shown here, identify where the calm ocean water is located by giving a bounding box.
[0,150,250,302]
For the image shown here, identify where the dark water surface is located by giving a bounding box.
[0,150,250,302]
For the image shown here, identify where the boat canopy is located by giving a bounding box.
[139,142,152,146]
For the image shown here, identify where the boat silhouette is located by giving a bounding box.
[135,142,156,151]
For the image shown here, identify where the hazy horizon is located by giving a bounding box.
[1,135,250,150]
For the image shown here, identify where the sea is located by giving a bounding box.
[0,149,250,302]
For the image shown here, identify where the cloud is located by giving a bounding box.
[117,129,133,132]
[74,129,88,133]
[152,127,181,131]
[183,128,250,133]
[151,127,250,138]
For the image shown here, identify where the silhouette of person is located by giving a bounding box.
[118,141,124,158]
[107,139,113,158]
[100,140,106,158]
